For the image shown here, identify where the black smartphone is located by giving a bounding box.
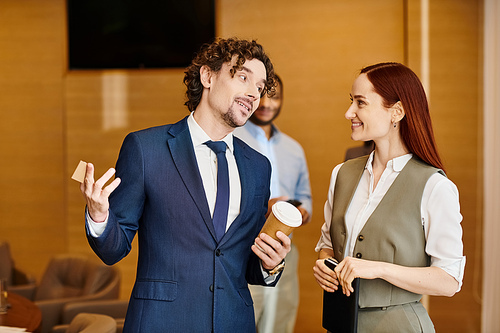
[286,199,302,207]
[324,257,339,271]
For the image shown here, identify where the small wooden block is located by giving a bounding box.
[71,160,87,183]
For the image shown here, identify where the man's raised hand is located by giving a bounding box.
[80,163,121,222]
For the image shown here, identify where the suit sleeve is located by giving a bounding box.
[86,132,145,265]
[244,155,278,286]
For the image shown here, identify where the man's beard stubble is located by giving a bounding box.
[221,107,249,128]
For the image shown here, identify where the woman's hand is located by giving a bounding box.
[313,258,339,293]
[335,257,383,296]
[316,250,459,298]
[337,257,459,297]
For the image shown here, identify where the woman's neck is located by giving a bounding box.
[372,139,409,170]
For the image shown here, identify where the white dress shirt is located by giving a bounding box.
[188,113,241,229]
[315,152,466,290]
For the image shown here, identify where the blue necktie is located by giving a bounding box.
[205,140,230,241]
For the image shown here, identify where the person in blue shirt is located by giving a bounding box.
[234,74,312,333]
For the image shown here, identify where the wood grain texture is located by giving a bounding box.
[0,0,66,280]
[0,0,482,331]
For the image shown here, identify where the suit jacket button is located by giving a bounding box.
[215,249,221,256]
[358,235,364,241]
[209,284,214,292]
[356,253,362,258]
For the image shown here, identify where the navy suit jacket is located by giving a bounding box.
[86,116,274,332]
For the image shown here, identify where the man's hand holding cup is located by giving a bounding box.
[252,201,302,270]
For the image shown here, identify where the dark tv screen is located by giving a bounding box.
[67,0,215,69]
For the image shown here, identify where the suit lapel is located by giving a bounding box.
[167,118,216,240]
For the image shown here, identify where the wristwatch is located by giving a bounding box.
[265,259,285,276]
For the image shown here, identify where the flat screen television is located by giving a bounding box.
[67,0,215,69]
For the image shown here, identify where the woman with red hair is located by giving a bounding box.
[314,62,465,332]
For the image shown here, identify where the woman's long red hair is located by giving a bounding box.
[361,62,445,172]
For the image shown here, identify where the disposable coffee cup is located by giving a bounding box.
[259,201,302,242]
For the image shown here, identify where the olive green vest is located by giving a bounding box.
[329,155,444,308]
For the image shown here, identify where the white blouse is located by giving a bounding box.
[315,153,466,290]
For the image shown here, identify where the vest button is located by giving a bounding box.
[215,249,221,256]
[356,253,362,258]
[358,235,364,241]
[209,284,214,292]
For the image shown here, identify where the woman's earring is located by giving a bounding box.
[393,122,397,128]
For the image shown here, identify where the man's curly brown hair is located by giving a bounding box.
[183,37,276,112]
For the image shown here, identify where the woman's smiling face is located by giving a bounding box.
[345,73,394,142]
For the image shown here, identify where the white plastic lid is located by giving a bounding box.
[272,201,302,227]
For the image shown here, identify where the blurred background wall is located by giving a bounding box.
[0,0,490,331]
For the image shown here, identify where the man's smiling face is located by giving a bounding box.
[207,56,267,129]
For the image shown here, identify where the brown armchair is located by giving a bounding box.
[59,312,116,333]
[33,254,121,333]
[50,299,128,333]
[0,241,37,300]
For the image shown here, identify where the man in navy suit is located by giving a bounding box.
[80,38,291,332]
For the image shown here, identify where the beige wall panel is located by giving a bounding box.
[0,1,66,279]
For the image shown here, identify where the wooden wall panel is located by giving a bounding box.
[0,1,482,332]
[427,1,482,331]
[218,0,405,331]
[65,70,188,298]
[0,1,66,279]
